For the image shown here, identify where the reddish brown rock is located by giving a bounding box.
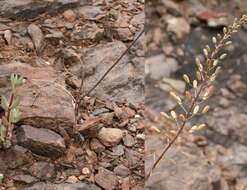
[95,167,118,190]
[0,62,75,130]
[17,125,66,158]
[63,9,76,22]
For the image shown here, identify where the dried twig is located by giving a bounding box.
[146,15,247,180]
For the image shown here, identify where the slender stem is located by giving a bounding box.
[5,92,14,141]
[146,85,204,179]
[83,29,144,97]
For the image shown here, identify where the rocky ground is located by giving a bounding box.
[0,0,144,189]
[146,0,247,190]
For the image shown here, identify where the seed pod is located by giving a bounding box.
[213,59,219,67]
[205,45,211,52]
[203,48,208,57]
[210,74,217,82]
[214,66,221,75]
[220,53,227,60]
[217,33,222,39]
[170,110,177,120]
[212,37,217,44]
[196,71,202,81]
[223,27,227,34]
[150,126,161,133]
[160,112,170,120]
[202,86,214,100]
[195,57,203,71]
[202,105,210,113]
[225,41,232,45]
[170,91,182,105]
[183,74,190,83]
[193,105,199,115]
[193,80,198,88]
[189,124,207,133]
[195,57,201,65]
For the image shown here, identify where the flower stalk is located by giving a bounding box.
[146,14,247,179]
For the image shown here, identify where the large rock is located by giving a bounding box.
[0,62,75,130]
[22,182,101,190]
[73,41,144,106]
[16,125,66,158]
[146,136,223,190]
[0,145,32,173]
[0,0,79,20]
[202,106,247,146]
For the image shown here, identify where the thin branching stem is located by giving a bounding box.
[146,15,247,180]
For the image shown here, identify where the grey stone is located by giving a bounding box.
[71,22,103,40]
[27,24,44,51]
[77,6,103,19]
[13,174,37,184]
[123,134,135,147]
[146,54,179,80]
[29,162,55,180]
[114,165,130,177]
[146,136,222,190]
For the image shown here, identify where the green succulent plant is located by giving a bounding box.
[0,74,25,149]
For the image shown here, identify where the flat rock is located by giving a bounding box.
[0,145,32,173]
[78,40,144,106]
[16,125,66,158]
[130,12,145,27]
[77,6,103,19]
[0,0,79,20]
[13,174,37,184]
[71,22,103,40]
[95,167,118,190]
[0,62,75,130]
[90,138,105,153]
[202,106,247,146]
[28,161,55,180]
[114,165,130,177]
[97,127,123,147]
[22,182,101,190]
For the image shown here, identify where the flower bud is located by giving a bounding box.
[170,110,177,120]
[183,74,190,84]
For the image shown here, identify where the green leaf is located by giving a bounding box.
[1,95,9,111]
[10,108,21,123]
[10,96,20,109]
[0,173,3,184]
[10,74,16,90]
[0,125,6,142]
